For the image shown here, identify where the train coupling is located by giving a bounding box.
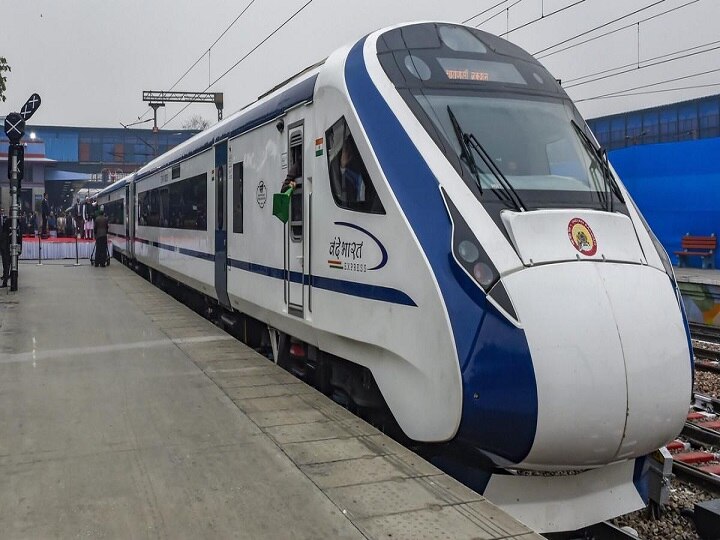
[648,447,673,518]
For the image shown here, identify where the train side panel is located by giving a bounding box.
[134,149,216,298]
[226,122,291,325]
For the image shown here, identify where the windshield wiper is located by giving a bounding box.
[446,105,483,196]
[571,120,625,211]
[446,106,525,212]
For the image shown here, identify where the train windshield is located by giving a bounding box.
[376,22,626,214]
[418,93,622,209]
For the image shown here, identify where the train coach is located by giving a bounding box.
[97,21,693,533]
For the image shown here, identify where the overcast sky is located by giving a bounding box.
[1,0,717,129]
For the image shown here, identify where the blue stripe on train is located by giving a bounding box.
[135,237,215,261]
[228,258,416,306]
[132,238,415,306]
[344,37,537,463]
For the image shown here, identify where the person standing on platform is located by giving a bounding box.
[56,213,65,237]
[93,205,108,267]
[48,212,57,236]
[0,217,10,287]
[29,212,38,237]
[83,197,94,240]
[73,197,84,238]
[41,193,50,238]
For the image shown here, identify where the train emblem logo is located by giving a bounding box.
[328,222,388,273]
[256,181,267,208]
[567,218,597,256]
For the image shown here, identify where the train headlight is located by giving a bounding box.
[473,262,495,289]
[441,188,500,293]
[458,240,480,263]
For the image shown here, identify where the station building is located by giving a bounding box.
[0,124,196,217]
[587,94,720,267]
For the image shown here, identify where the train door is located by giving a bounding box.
[129,181,136,259]
[285,122,304,316]
[124,184,131,256]
[214,140,231,308]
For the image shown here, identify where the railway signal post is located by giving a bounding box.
[3,93,41,291]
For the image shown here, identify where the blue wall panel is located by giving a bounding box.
[609,137,720,268]
[36,131,79,162]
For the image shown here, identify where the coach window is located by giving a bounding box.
[325,117,385,214]
[106,199,124,225]
[136,173,207,230]
[233,162,243,233]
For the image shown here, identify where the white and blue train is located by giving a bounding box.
[98,22,693,533]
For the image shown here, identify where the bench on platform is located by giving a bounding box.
[675,234,716,269]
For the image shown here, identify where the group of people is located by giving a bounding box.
[71,196,100,240]
[70,196,109,267]
[0,195,110,284]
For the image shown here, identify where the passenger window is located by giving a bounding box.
[325,117,385,214]
[232,162,243,233]
[137,174,207,230]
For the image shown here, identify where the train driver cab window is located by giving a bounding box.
[325,117,385,214]
[288,125,304,241]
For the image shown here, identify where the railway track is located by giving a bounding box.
[695,355,720,373]
[689,322,720,373]
[690,322,720,344]
[669,393,720,490]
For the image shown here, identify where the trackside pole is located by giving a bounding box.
[37,234,42,266]
[3,94,42,291]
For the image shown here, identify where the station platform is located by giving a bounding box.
[675,267,720,326]
[0,260,541,539]
[675,266,720,286]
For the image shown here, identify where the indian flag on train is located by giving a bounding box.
[315,137,324,156]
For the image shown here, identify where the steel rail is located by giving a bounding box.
[673,460,720,491]
[690,322,720,343]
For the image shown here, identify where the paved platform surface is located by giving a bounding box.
[675,266,720,286]
[0,260,541,539]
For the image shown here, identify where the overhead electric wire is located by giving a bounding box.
[578,81,720,101]
[167,0,260,92]
[500,0,588,36]
[536,0,699,59]
[462,0,512,24]
[473,0,525,28]
[161,0,316,129]
[534,0,667,56]
[574,66,720,102]
[131,0,258,124]
[564,42,720,89]
[564,37,720,85]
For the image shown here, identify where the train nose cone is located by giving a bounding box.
[503,262,691,468]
